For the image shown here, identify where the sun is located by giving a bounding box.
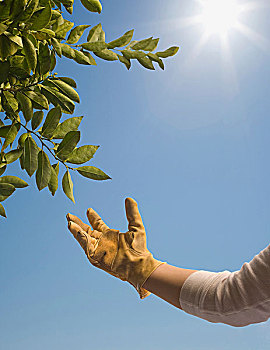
[199,0,241,36]
[175,0,268,65]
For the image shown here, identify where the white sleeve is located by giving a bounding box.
[179,244,270,327]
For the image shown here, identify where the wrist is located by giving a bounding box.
[128,254,166,299]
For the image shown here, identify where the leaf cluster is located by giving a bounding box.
[0,0,179,217]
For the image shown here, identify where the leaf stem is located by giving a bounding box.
[8,114,75,171]
[0,79,44,93]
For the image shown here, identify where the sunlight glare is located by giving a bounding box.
[200,0,241,35]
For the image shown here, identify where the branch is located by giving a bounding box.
[8,114,75,171]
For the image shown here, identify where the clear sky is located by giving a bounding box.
[1,0,270,349]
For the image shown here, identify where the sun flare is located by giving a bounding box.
[176,0,269,68]
[199,0,241,35]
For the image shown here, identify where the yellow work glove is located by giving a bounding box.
[66,197,165,299]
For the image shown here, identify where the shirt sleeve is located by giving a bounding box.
[179,244,270,327]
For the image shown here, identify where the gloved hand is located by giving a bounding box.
[66,197,165,299]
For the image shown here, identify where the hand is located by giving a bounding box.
[66,197,165,299]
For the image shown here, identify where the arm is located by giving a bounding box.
[66,198,270,327]
[144,244,270,327]
[142,264,197,309]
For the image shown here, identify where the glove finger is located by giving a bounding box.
[87,208,110,233]
[90,236,97,246]
[66,213,91,234]
[68,221,95,255]
[90,229,102,240]
[125,197,144,232]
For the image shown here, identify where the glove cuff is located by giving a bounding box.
[128,256,166,299]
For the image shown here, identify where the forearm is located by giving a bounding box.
[142,263,197,309]
[143,244,270,327]
[66,199,270,327]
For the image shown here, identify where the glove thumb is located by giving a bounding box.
[125,197,144,232]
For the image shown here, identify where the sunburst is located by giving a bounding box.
[185,0,269,58]
[177,0,270,93]
[199,0,241,36]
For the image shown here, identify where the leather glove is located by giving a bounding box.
[66,197,165,299]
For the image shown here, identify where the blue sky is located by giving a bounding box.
[1,0,270,349]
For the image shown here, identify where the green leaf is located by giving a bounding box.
[41,106,62,139]
[80,0,102,13]
[36,28,56,40]
[143,38,159,52]
[36,150,51,191]
[107,30,134,49]
[30,3,52,31]
[38,42,51,75]
[121,50,146,60]
[18,134,27,171]
[52,162,59,177]
[4,32,23,48]
[62,170,75,203]
[73,50,92,65]
[156,46,179,58]
[56,131,80,160]
[23,136,39,177]
[0,176,28,188]
[67,25,90,44]
[130,38,159,52]
[60,43,75,59]
[51,37,62,57]
[5,149,23,164]
[9,0,25,20]
[0,203,6,218]
[16,91,33,122]
[0,194,10,202]
[87,23,105,42]
[137,57,155,70]
[66,145,99,164]
[80,50,96,65]
[0,166,6,176]
[20,0,39,22]
[0,24,8,35]
[22,35,37,72]
[0,123,19,138]
[94,49,118,61]
[19,154,25,171]
[1,124,18,151]
[0,156,6,170]
[3,91,18,112]
[18,133,28,148]
[48,162,59,196]
[130,37,153,50]
[48,79,80,103]
[53,116,83,139]
[0,183,15,197]
[24,90,49,110]
[57,77,77,88]
[40,84,75,114]
[55,20,74,40]
[81,42,107,51]
[77,166,111,180]
[0,60,10,84]
[64,5,73,14]
[0,34,19,60]
[9,54,30,74]
[0,126,9,138]
[50,51,57,71]
[31,111,44,130]
[9,66,30,80]
[117,54,131,70]
[147,53,164,70]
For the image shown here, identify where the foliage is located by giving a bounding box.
[0,0,179,217]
